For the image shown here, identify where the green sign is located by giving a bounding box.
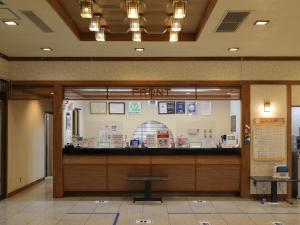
[129,102,142,113]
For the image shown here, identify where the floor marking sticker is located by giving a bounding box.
[135,219,152,224]
[95,200,109,204]
[199,222,211,225]
[193,200,208,204]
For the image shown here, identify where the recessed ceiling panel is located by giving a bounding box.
[0,8,20,20]
[50,0,216,41]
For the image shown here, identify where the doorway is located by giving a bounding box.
[45,112,53,177]
[291,107,300,198]
[0,80,7,200]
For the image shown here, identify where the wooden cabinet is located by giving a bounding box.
[64,165,107,191]
[152,156,195,191]
[107,156,151,191]
[108,165,151,191]
[63,156,107,191]
[196,155,241,192]
[62,154,241,193]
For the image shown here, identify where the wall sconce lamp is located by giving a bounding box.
[264,100,271,112]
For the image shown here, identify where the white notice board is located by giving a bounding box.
[253,118,286,161]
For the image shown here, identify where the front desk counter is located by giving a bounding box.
[63,147,241,194]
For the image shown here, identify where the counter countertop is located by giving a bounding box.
[63,147,241,155]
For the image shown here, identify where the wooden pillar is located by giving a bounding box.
[53,84,64,197]
[240,82,251,198]
[287,85,292,198]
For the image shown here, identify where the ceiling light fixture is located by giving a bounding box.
[3,21,18,26]
[169,31,178,42]
[135,48,144,52]
[254,20,270,26]
[171,17,181,32]
[89,14,101,31]
[41,47,53,51]
[132,31,141,42]
[130,19,140,32]
[127,1,139,19]
[80,0,93,19]
[228,47,239,52]
[95,27,105,41]
[174,0,186,19]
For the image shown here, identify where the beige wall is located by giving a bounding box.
[5,60,300,81]
[250,85,287,194]
[292,85,300,106]
[7,100,52,193]
[0,58,9,79]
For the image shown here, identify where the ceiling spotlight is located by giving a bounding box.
[132,31,141,42]
[254,20,270,26]
[171,18,181,32]
[41,47,53,51]
[169,31,178,42]
[130,19,140,32]
[80,0,93,19]
[95,28,105,42]
[3,21,18,26]
[228,47,239,52]
[89,14,101,32]
[127,1,139,19]
[174,0,186,19]
[135,48,144,52]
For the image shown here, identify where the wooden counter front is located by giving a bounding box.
[63,154,240,193]
[63,156,107,191]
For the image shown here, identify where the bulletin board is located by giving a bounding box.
[253,118,286,161]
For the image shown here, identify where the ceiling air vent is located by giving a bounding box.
[21,10,53,32]
[216,11,250,32]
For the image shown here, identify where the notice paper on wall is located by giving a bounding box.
[253,118,286,161]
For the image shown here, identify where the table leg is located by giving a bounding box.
[271,181,278,203]
[145,180,151,200]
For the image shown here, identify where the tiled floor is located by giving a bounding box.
[0,178,300,225]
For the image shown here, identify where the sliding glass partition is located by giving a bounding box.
[63,86,241,149]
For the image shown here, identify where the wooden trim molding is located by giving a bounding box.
[5,56,300,61]
[53,84,64,197]
[195,0,218,40]
[6,177,45,198]
[287,85,292,198]
[0,52,9,60]
[240,82,251,198]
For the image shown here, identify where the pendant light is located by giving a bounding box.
[132,31,141,42]
[127,1,139,19]
[95,27,105,42]
[171,17,181,32]
[89,14,101,32]
[80,0,93,19]
[169,31,178,42]
[174,0,186,19]
[130,19,140,32]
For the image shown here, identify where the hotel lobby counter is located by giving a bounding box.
[62,147,241,194]
[63,147,241,155]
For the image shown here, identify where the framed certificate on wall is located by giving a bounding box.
[90,102,107,114]
[158,101,175,114]
[109,102,125,114]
